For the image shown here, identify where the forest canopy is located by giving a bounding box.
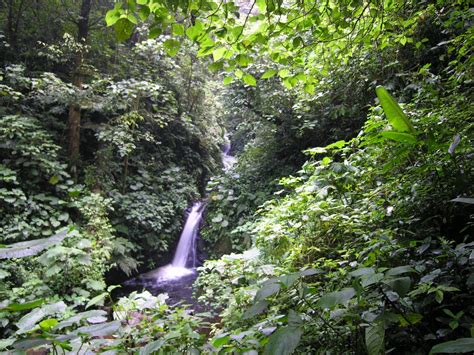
[0,0,473,353]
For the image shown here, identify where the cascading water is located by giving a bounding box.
[123,133,235,306]
[137,201,204,284]
[171,201,204,268]
[222,134,236,171]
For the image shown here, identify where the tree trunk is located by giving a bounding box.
[67,0,92,175]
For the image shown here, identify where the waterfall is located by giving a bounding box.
[129,133,235,286]
[222,134,237,171]
[171,201,204,268]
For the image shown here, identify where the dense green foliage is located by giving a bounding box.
[1,0,473,353]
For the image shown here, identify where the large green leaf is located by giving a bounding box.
[316,288,356,309]
[72,320,121,337]
[385,266,416,276]
[13,338,52,351]
[243,74,257,86]
[243,300,269,319]
[263,326,303,355]
[163,39,181,57]
[255,280,281,301]
[1,299,45,312]
[54,310,108,330]
[366,321,385,355]
[430,338,474,354]
[376,86,415,133]
[139,339,166,355]
[16,301,66,334]
[0,229,70,259]
[380,131,417,144]
[384,277,411,297]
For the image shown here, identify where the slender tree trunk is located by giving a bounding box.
[5,0,25,51]
[67,0,92,176]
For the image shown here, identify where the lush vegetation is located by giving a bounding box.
[1,0,473,353]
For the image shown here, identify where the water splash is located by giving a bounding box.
[130,202,204,284]
[222,134,237,171]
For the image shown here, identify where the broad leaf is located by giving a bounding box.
[13,338,52,351]
[384,277,411,297]
[163,39,181,57]
[255,280,281,301]
[243,300,269,319]
[72,320,121,337]
[279,272,300,288]
[380,131,417,144]
[223,76,234,85]
[54,310,108,330]
[16,301,66,334]
[139,339,166,355]
[376,86,415,133]
[263,326,303,355]
[316,288,356,309]
[366,321,385,355]
[430,338,474,354]
[386,266,416,276]
[85,292,107,309]
[0,229,70,259]
[243,74,256,86]
[2,299,45,312]
[212,335,231,347]
[350,268,375,277]
[261,69,277,79]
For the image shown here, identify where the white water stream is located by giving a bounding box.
[133,134,235,285]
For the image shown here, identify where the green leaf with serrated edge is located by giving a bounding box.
[114,18,135,41]
[138,6,150,21]
[172,23,184,36]
[105,9,121,26]
[304,83,315,94]
[261,69,277,79]
[430,338,474,354]
[213,47,227,61]
[186,23,203,41]
[212,335,231,347]
[223,76,234,85]
[149,27,162,39]
[163,39,181,57]
[365,321,385,355]
[243,74,257,86]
